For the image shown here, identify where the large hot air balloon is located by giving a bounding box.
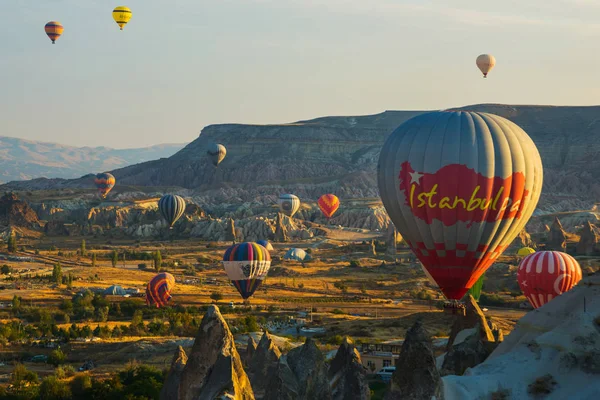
[207,143,226,167]
[318,194,340,219]
[257,240,274,251]
[94,173,116,199]
[222,242,271,299]
[45,21,64,44]
[378,111,543,300]
[278,194,300,218]
[517,247,536,257]
[517,251,582,309]
[158,194,186,228]
[112,6,132,30]
[146,272,176,308]
[476,54,496,78]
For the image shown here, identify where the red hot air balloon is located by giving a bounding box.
[318,194,340,219]
[517,251,582,309]
[378,111,543,300]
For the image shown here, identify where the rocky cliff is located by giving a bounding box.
[8,105,600,211]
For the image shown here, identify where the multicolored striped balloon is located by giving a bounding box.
[222,242,271,299]
[45,21,64,44]
[318,194,340,219]
[94,173,116,198]
[158,194,186,228]
[517,251,582,309]
[146,272,176,308]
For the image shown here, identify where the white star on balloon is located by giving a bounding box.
[410,171,424,184]
[521,281,528,287]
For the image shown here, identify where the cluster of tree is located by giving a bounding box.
[1,362,164,400]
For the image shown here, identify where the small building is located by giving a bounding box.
[360,343,402,372]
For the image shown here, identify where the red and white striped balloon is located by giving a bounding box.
[517,251,582,309]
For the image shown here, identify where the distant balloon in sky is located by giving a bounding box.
[518,251,582,309]
[159,194,186,228]
[318,194,340,219]
[278,194,300,218]
[45,21,64,44]
[112,6,132,30]
[207,143,227,167]
[94,173,115,198]
[378,111,543,300]
[476,54,496,78]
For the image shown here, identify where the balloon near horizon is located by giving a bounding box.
[377,110,543,301]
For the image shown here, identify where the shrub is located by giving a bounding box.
[349,260,362,268]
[331,309,344,315]
[49,349,67,367]
[71,373,92,397]
[210,292,223,302]
[137,263,148,270]
[528,374,557,396]
[39,375,71,399]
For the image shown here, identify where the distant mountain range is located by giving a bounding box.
[0,136,184,183]
[3,104,600,212]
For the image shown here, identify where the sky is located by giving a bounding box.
[1,0,600,148]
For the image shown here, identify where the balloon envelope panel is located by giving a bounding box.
[377,111,543,300]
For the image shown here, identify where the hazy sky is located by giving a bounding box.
[2,0,600,148]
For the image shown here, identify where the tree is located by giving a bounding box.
[66,273,74,290]
[48,349,66,367]
[80,240,86,256]
[52,263,63,285]
[12,295,21,310]
[210,292,223,302]
[7,234,17,253]
[10,363,39,394]
[70,373,92,398]
[111,250,118,267]
[39,375,71,400]
[1,265,11,275]
[153,251,162,272]
[91,253,96,268]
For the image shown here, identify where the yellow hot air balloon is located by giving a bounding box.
[517,247,536,257]
[476,54,496,78]
[112,6,132,30]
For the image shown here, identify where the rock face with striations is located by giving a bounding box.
[547,217,567,252]
[247,331,282,397]
[274,213,289,242]
[0,193,40,228]
[173,305,254,400]
[441,295,503,376]
[243,337,257,367]
[576,221,599,255]
[160,346,188,400]
[385,320,442,400]
[287,337,332,400]
[328,337,370,400]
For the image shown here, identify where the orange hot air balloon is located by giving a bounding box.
[318,194,340,219]
[45,21,64,44]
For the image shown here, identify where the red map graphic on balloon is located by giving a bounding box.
[398,161,529,226]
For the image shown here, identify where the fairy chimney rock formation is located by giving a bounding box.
[328,337,370,400]
[174,305,254,400]
[244,336,257,367]
[385,320,442,400]
[576,221,599,255]
[248,331,282,397]
[547,217,567,252]
[274,213,289,242]
[160,346,188,400]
